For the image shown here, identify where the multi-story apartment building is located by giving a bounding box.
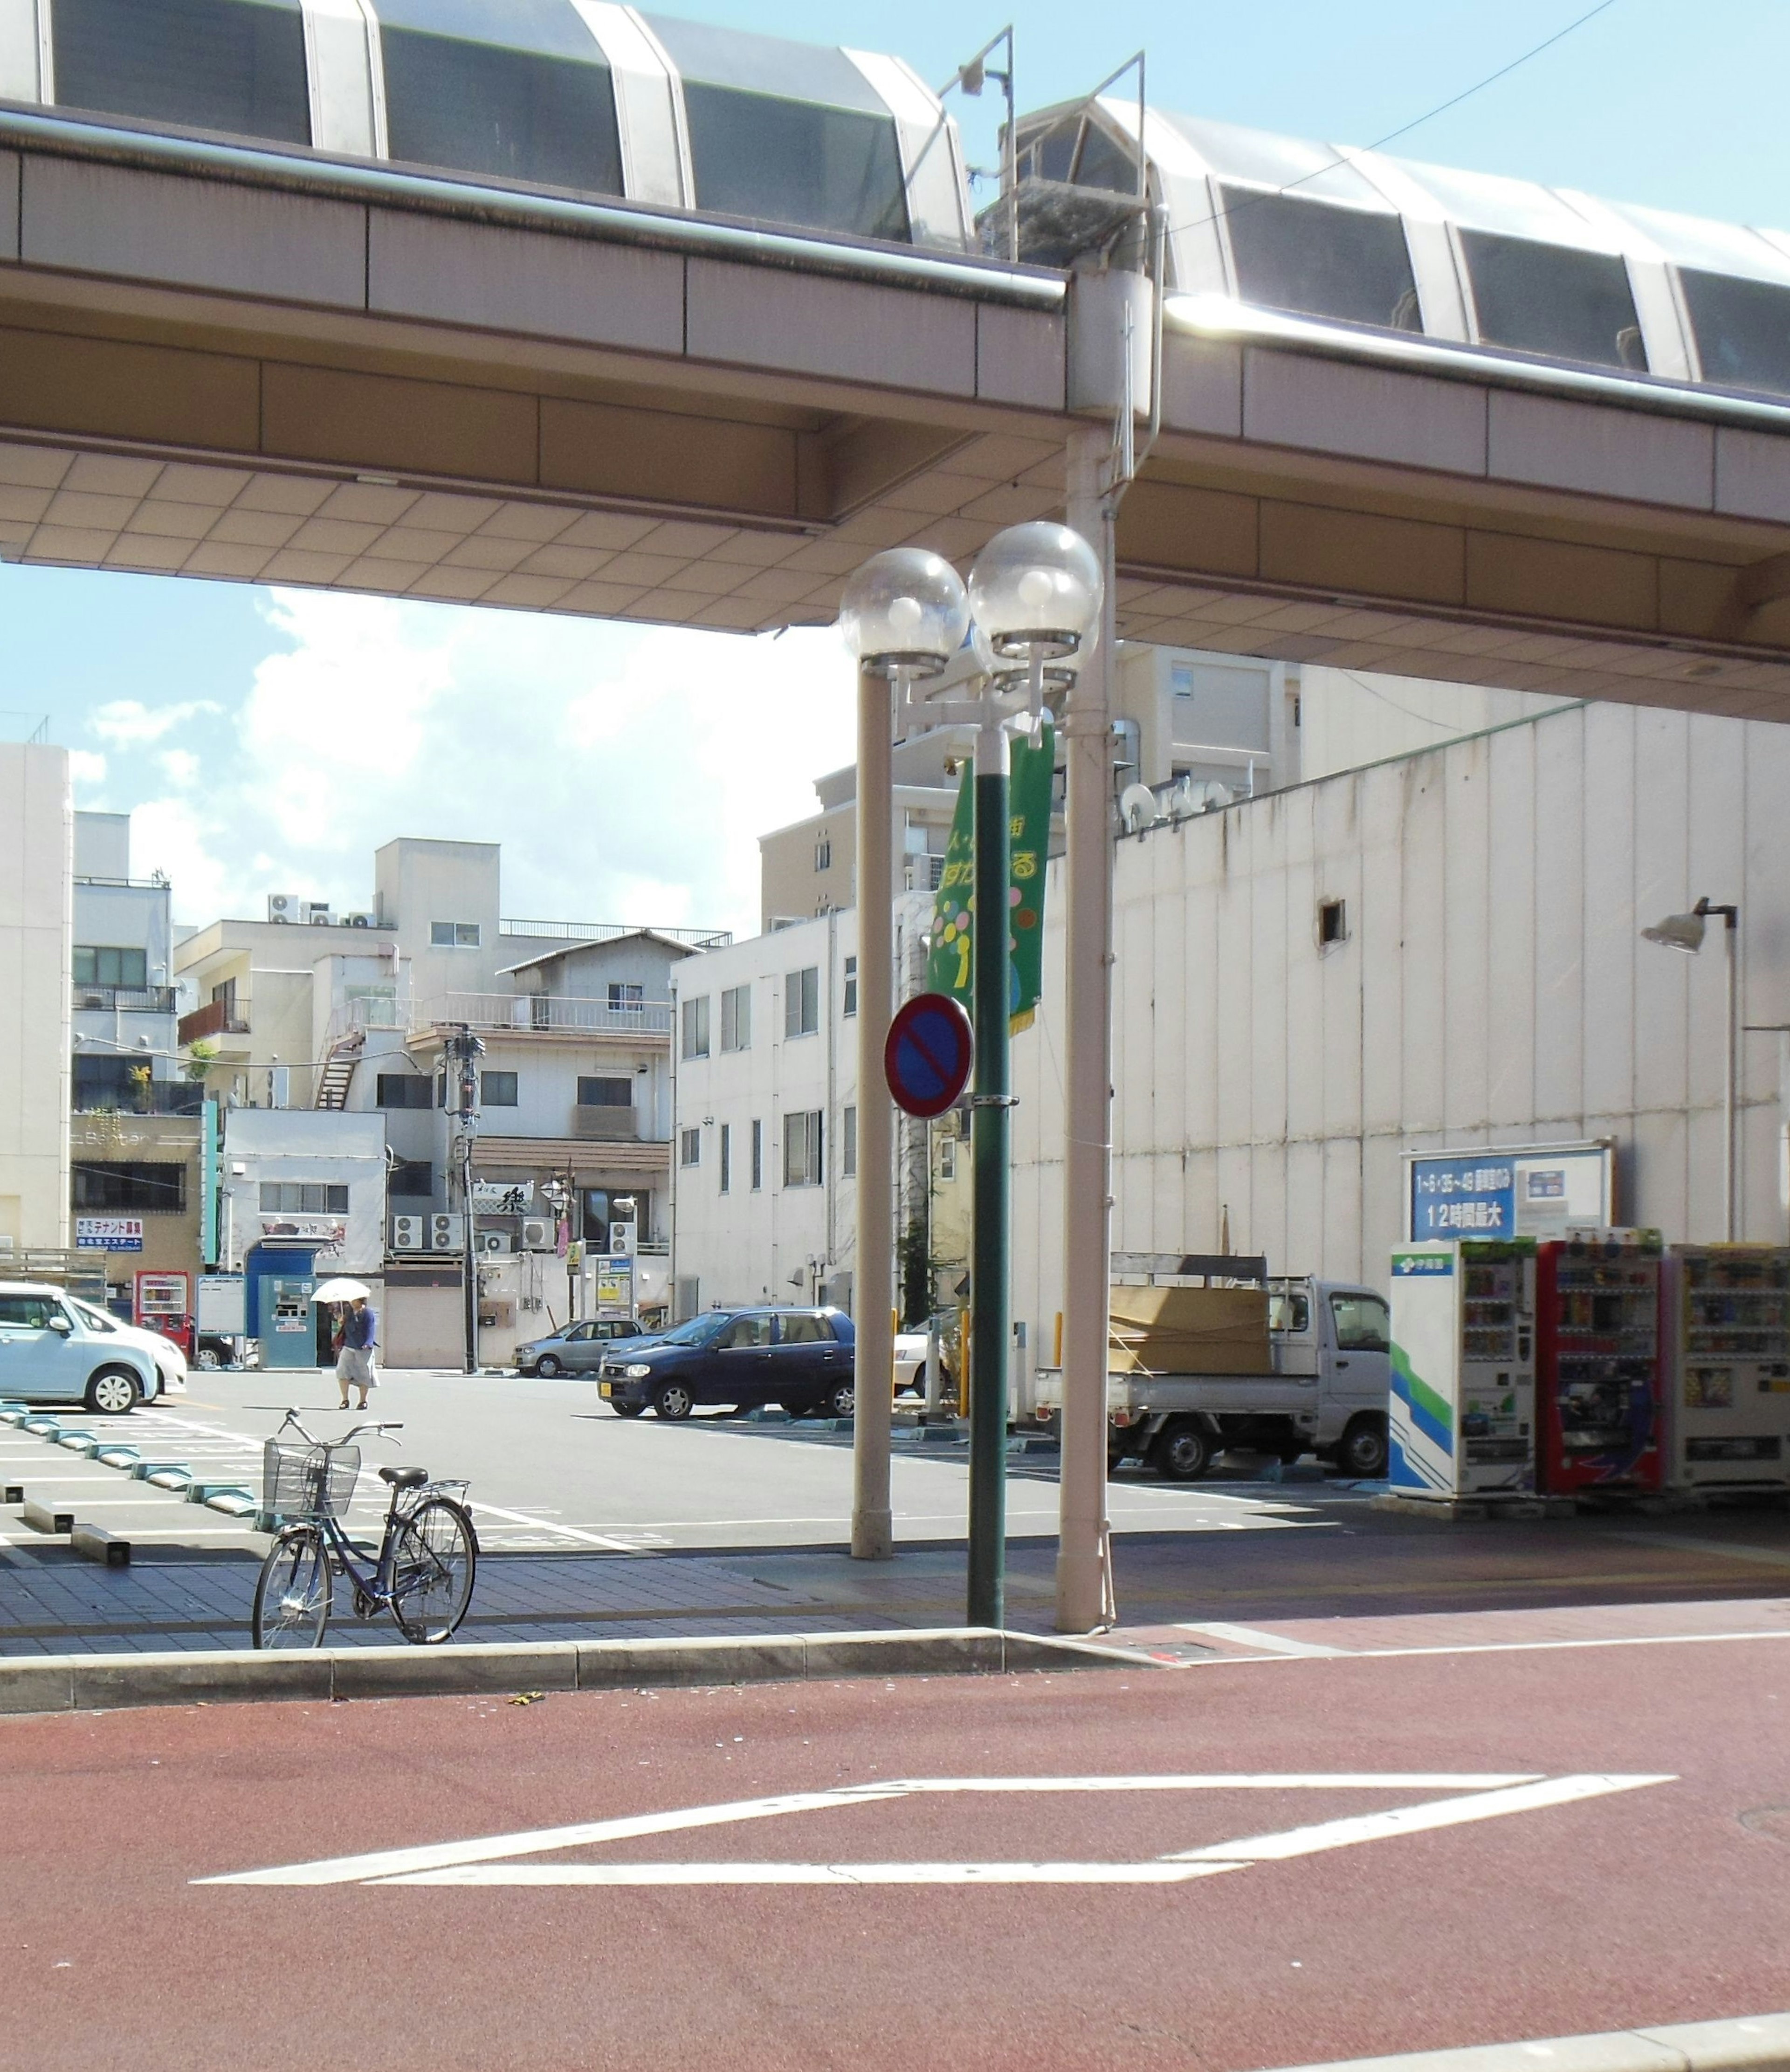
[669,893,969,1323]
[0,736,71,1253]
[68,811,204,1299]
[173,837,724,1273]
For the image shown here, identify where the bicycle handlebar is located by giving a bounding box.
[276,1408,405,1448]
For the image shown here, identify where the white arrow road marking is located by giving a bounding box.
[196,1772,1664,1889]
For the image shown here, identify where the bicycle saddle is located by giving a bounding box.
[378,1465,429,1490]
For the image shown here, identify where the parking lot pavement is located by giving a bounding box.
[5,1621,1789,2070]
[0,1367,1360,1560]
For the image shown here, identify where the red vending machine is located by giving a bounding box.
[1535,1229,1665,1495]
[134,1269,194,1359]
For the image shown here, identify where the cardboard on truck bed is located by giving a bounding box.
[1108,1284,1272,1376]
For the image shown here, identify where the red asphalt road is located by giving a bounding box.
[4,1638,1789,2072]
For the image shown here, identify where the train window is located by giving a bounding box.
[374,0,621,195]
[645,14,908,242]
[1459,230,1645,370]
[52,0,310,144]
[1072,122,1137,198]
[1679,268,1790,397]
[1024,119,1078,183]
[1221,186,1420,332]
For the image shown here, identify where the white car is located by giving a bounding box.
[893,1330,954,1397]
[0,1281,176,1412]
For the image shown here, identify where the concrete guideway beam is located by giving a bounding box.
[0,117,1778,713]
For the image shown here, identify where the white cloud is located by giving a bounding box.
[89,697,222,746]
[68,748,107,788]
[119,590,859,941]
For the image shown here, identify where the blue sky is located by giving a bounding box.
[20,0,1790,938]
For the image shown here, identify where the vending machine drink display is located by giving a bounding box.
[1535,1229,1664,1494]
[1389,1239,1536,1500]
[1665,1245,1790,1490]
[133,1269,193,1358]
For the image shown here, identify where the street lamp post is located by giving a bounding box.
[839,532,1100,1621]
[1643,897,1741,1240]
[839,550,970,1562]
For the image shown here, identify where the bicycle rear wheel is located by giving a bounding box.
[253,1526,332,1648]
[389,1498,478,1644]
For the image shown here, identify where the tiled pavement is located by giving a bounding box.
[5,1494,1790,1656]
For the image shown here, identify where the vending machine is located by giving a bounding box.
[1389,1239,1537,1500]
[1535,1229,1664,1495]
[133,1269,193,1358]
[1664,1245,1790,1491]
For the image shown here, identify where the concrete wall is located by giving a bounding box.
[0,744,70,1249]
[1296,667,1573,785]
[1011,698,1790,1339]
[219,1107,386,1276]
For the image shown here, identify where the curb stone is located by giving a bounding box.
[0,1626,1143,1717]
[1280,2012,1790,2072]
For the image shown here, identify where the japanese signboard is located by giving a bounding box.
[596,1257,634,1315]
[76,1216,143,1251]
[927,720,1053,1035]
[472,1182,533,1214]
[1407,1143,1612,1241]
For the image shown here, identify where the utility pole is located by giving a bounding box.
[445,1023,484,1376]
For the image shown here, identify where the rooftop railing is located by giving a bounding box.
[499,919,731,949]
[416,994,674,1037]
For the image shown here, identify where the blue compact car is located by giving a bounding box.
[596,1307,855,1421]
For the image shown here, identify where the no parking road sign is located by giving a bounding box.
[884,992,974,1119]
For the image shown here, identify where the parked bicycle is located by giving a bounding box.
[252,1409,478,1649]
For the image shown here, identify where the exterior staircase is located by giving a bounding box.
[313,1028,365,1110]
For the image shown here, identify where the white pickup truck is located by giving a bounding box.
[1031,1257,1391,1481]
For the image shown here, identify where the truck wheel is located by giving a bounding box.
[1336,1415,1389,1478]
[1152,1420,1212,1482]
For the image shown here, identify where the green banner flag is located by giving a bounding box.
[927,721,1053,1035]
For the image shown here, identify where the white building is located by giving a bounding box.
[1010,694,1790,1341]
[0,738,71,1251]
[218,1108,386,1278]
[669,893,968,1321]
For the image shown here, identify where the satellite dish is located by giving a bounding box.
[1119,782,1157,836]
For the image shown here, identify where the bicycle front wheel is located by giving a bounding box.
[253,1526,333,1649]
[389,1499,478,1644]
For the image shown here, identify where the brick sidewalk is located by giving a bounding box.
[4,1501,1790,1655]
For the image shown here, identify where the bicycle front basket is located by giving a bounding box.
[262,1438,361,1520]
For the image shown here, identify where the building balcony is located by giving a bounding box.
[419,993,672,1038]
[72,1078,205,1117]
[571,1107,640,1141]
[74,984,178,1014]
[178,998,250,1044]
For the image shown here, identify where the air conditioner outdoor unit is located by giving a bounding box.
[305,902,334,926]
[521,1218,553,1251]
[266,892,301,923]
[481,1232,511,1256]
[343,912,373,927]
[430,1212,463,1251]
[391,1214,424,1250]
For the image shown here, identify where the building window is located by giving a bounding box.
[376,1072,433,1109]
[720,982,751,1053]
[815,836,832,871]
[843,955,857,1017]
[1170,659,1195,700]
[482,1070,519,1106]
[750,1118,763,1191]
[608,982,643,1011]
[258,1181,350,1214]
[73,945,149,989]
[72,1161,186,1212]
[842,1105,857,1179]
[784,1109,823,1187]
[389,1159,433,1198]
[578,1076,633,1107]
[1318,899,1348,947]
[680,1127,702,1168]
[430,920,482,947]
[719,1122,731,1194]
[785,966,819,1038]
[681,995,710,1059]
[938,1133,955,1182]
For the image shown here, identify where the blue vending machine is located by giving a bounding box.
[245,1242,323,1371]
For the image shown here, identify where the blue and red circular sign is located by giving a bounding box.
[884,992,974,1119]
